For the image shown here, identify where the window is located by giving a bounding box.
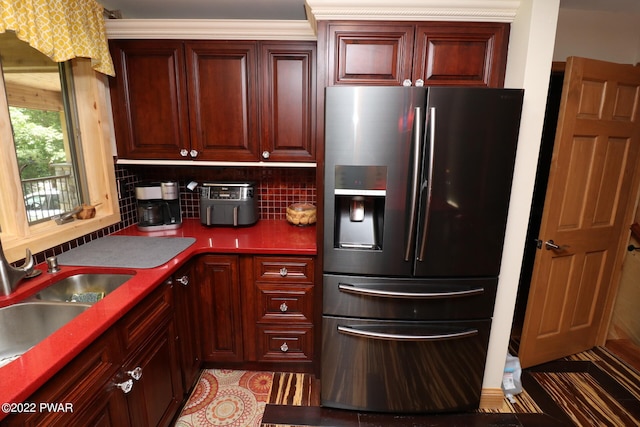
[5,51,84,224]
[0,31,121,263]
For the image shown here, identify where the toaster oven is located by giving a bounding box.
[199,182,259,226]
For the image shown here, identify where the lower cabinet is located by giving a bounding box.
[118,283,183,427]
[173,261,201,393]
[252,256,315,363]
[5,252,316,426]
[5,282,182,427]
[197,254,244,362]
[197,254,315,369]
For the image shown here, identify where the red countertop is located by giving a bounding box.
[0,219,315,417]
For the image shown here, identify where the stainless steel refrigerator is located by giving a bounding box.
[322,86,524,413]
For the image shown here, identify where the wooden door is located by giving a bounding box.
[260,42,316,162]
[519,57,640,368]
[185,41,259,161]
[109,40,189,160]
[197,254,244,362]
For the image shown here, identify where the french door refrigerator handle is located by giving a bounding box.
[404,106,423,261]
[417,107,436,262]
[338,283,485,299]
[337,325,478,342]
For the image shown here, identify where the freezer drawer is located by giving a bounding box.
[323,274,497,320]
[321,316,491,413]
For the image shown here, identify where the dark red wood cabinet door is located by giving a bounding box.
[324,22,415,86]
[124,318,183,427]
[185,41,259,161]
[109,40,189,160]
[260,42,316,162]
[173,261,201,393]
[197,254,244,362]
[413,22,509,87]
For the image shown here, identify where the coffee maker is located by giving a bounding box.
[135,181,182,231]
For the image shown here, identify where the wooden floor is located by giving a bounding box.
[261,342,640,427]
[606,339,640,372]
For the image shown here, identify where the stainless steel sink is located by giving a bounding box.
[0,273,134,367]
[0,302,90,367]
[31,273,134,303]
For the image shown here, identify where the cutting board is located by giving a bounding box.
[57,236,196,269]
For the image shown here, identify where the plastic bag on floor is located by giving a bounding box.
[502,353,523,403]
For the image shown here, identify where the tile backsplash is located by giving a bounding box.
[121,165,317,220]
[24,163,316,265]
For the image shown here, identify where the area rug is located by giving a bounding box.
[175,369,274,427]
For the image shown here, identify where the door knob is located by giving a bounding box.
[535,239,564,250]
[126,367,143,381]
[115,379,133,394]
[544,240,560,250]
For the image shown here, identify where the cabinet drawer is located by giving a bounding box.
[255,256,314,283]
[256,325,313,362]
[120,282,173,351]
[257,283,313,322]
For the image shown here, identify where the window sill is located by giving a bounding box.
[2,212,121,264]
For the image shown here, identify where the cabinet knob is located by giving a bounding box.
[280,342,289,352]
[415,79,424,87]
[279,302,288,312]
[402,79,412,87]
[115,379,133,394]
[190,149,198,158]
[127,367,143,381]
[279,267,288,277]
[262,150,270,159]
[176,275,189,286]
[180,148,189,157]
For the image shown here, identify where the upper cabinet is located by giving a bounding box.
[109,40,316,163]
[260,42,317,162]
[185,41,259,161]
[320,21,509,87]
[109,40,189,160]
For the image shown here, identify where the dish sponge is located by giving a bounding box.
[70,292,105,303]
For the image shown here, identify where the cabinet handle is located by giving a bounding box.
[127,367,143,381]
[279,302,288,312]
[190,149,198,158]
[280,342,289,352]
[279,267,288,277]
[180,148,189,157]
[115,379,133,394]
[176,275,189,286]
[262,151,270,159]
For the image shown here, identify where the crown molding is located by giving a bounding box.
[104,1,520,40]
[105,19,316,40]
[304,0,520,23]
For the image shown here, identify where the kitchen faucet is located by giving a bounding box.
[0,238,34,296]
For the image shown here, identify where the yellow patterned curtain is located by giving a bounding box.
[0,0,114,76]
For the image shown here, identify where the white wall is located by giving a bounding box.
[554,8,640,64]
[482,0,560,393]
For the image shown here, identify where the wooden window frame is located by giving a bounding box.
[0,59,120,263]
